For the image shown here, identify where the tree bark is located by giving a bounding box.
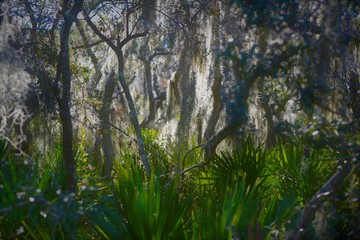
[141,0,156,28]
[98,70,117,177]
[177,71,195,147]
[54,0,83,193]
[76,18,116,176]
[290,162,354,239]
[203,9,223,141]
[140,57,156,127]
[349,70,360,126]
[260,94,276,149]
[140,50,172,128]
[205,122,240,161]
[0,0,3,25]
[176,36,196,147]
[204,51,259,160]
[166,60,181,119]
[117,50,151,174]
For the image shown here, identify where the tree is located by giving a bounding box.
[209,1,360,237]
[54,0,84,192]
[74,18,104,167]
[202,2,223,142]
[84,1,151,175]
[165,1,208,148]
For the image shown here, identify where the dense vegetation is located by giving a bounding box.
[2,135,358,239]
[1,0,359,239]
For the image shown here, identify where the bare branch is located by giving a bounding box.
[149,51,173,62]
[83,10,117,51]
[179,162,206,176]
[290,162,357,239]
[181,144,208,168]
[119,29,149,48]
[72,39,104,50]
[163,162,207,190]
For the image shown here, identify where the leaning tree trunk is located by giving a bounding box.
[205,122,241,161]
[117,50,151,174]
[204,33,263,161]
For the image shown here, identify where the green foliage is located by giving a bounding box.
[207,136,267,191]
[268,142,336,202]
[188,177,261,240]
[0,140,90,239]
[142,129,173,181]
[0,140,46,239]
[90,164,190,239]
[0,136,357,239]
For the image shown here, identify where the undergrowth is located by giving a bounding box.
[0,134,358,239]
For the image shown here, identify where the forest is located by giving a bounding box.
[0,0,359,239]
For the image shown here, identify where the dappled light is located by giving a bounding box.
[1,0,359,239]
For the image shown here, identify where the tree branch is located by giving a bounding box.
[72,39,104,49]
[163,144,210,190]
[69,0,84,17]
[181,144,208,168]
[149,51,173,62]
[83,10,117,51]
[290,162,357,239]
[119,29,149,48]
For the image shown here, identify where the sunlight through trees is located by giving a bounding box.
[1,0,359,239]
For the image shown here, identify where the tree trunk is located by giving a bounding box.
[176,38,195,147]
[117,50,151,174]
[139,0,157,128]
[57,29,75,193]
[204,54,259,161]
[177,72,195,146]
[290,161,353,239]
[260,94,276,149]
[0,0,3,25]
[205,122,240,161]
[349,70,360,126]
[84,11,151,174]
[55,0,83,193]
[140,57,156,127]
[141,0,156,28]
[166,64,181,119]
[99,70,117,177]
[203,10,223,141]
